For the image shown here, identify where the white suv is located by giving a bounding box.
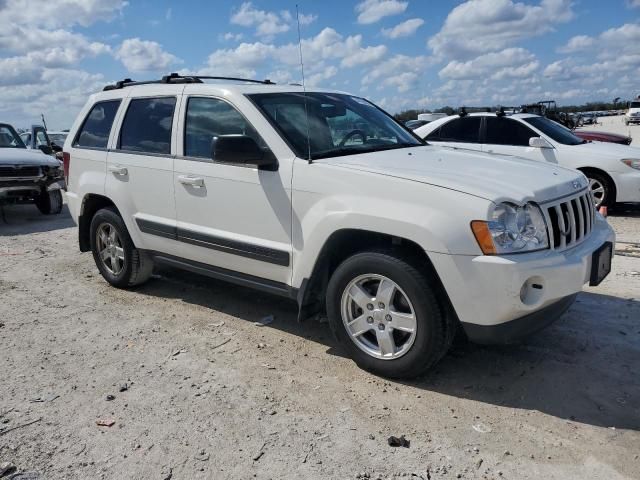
[64,74,615,378]
[626,100,640,125]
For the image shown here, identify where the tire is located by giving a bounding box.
[89,207,154,288]
[586,172,614,209]
[35,189,63,215]
[326,251,450,379]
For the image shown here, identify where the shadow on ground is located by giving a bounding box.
[0,204,75,236]
[610,203,640,218]
[138,268,640,432]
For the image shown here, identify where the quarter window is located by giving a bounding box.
[485,117,536,146]
[427,117,481,143]
[184,97,265,159]
[119,97,176,154]
[74,100,121,149]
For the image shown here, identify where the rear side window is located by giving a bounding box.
[485,117,536,146]
[119,97,176,154]
[74,100,121,149]
[184,97,265,158]
[427,117,481,143]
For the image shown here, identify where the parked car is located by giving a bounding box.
[415,112,640,208]
[626,100,640,125]
[404,119,428,129]
[574,130,632,145]
[64,75,614,378]
[0,122,65,214]
[581,113,596,125]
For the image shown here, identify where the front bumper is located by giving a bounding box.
[611,170,640,203]
[429,214,615,342]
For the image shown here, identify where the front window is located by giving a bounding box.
[49,133,68,146]
[630,101,640,108]
[248,92,423,160]
[522,116,585,146]
[0,124,26,148]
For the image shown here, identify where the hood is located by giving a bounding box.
[323,145,585,204]
[0,148,60,167]
[568,140,640,158]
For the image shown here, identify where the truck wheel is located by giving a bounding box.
[89,207,153,288]
[587,172,613,209]
[326,251,449,378]
[35,189,63,215]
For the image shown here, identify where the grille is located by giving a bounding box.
[0,166,41,178]
[543,190,594,251]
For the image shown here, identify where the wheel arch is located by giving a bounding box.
[78,194,119,252]
[576,167,617,204]
[296,229,458,332]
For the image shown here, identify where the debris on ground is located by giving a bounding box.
[472,423,492,433]
[0,462,16,476]
[253,441,267,461]
[195,449,209,461]
[254,315,274,327]
[209,321,225,328]
[106,394,115,401]
[119,383,129,392]
[387,435,410,448]
[96,419,116,427]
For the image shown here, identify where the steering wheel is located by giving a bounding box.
[338,129,367,147]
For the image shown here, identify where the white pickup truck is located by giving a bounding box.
[63,74,615,378]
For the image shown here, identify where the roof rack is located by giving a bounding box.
[456,106,519,117]
[103,72,275,91]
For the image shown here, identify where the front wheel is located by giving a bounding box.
[587,173,613,209]
[89,207,154,288]
[326,251,451,378]
[35,189,63,215]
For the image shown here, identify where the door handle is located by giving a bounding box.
[178,175,205,188]
[108,165,128,176]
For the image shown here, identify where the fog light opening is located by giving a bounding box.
[520,276,545,306]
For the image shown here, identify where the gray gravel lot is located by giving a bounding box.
[0,201,639,480]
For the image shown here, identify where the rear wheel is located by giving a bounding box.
[326,251,451,378]
[90,207,153,288]
[35,189,63,215]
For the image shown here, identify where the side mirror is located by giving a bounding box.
[529,137,552,149]
[38,144,53,155]
[211,135,278,170]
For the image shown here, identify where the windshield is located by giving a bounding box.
[0,124,26,148]
[522,116,585,146]
[630,102,640,108]
[248,92,423,159]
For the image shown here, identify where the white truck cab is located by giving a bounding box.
[626,99,640,125]
[64,74,615,378]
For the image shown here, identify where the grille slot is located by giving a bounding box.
[544,190,594,251]
[0,166,41,178]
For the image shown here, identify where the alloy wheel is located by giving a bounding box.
[96,223,125,276]
[340,274,417,360]
[589,178,606,208]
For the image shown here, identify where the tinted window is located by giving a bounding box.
[184,97,265,158]
[485,117,536,146]
[74,100,121,149]
[522,116,584,146]
[0,125,25,148]
[427,117,481,143]
[119,97,176,154]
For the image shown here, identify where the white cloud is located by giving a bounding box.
[355,0,408,25]
[557,35,594,53]
[116,38,181,73]
[381,18,424,39]
[221,32,244,42]
[428,0,574,59]
[627,0,640,7]
[0,0,127,29]
[298,12,318,26]
[362,54,430,93]
[341,44,387,67]
[439,48,538,81]
[231,2,290,39]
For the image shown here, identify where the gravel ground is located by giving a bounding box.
[0,201,639,480]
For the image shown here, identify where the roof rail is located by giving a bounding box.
[103,72,275,91]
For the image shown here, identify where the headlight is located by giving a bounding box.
[621,159,640,170]
[471,202,549,255]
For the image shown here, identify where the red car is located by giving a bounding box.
[574,130,632,145]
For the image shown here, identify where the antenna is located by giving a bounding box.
[41,113,48,131]
[296,4,312,163]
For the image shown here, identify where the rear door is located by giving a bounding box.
[105,87,183,255]
[423,116,482,151]
[482,116,559,164]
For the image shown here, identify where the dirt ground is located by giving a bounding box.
[0,201,639,480]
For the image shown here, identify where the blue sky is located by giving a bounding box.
[1,0,639,129]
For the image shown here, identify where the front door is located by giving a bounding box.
[481,116,559,164]
[423,116,482,151]
[173,95,292,284]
